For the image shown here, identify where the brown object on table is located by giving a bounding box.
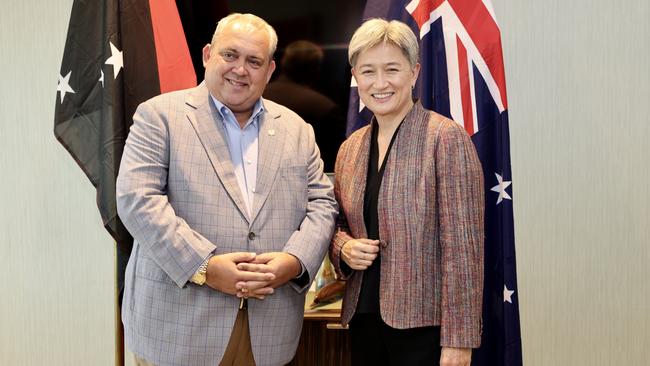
[312,280,346,306]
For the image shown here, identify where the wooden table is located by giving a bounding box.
[287,292,351,366]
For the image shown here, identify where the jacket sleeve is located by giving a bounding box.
[329,140,355,280]
[436,120,485,348]
[282,123,339,293]
[116,100,216,288]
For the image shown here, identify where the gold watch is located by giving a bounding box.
[190,256,212,285]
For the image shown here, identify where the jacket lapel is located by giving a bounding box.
[250,101,284,222]
[185,83,250,223]
[347,125,372,240]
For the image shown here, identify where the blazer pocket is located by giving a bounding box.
[280,164,307,178]
[134,255,171,283]
[279,164,308,195]
[276,164,308,218]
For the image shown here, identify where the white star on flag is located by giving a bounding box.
[490,172,512,204]
[504,285,515,303]
[105,41,123,79]
[99,69,104,87]
[57,71,75,103]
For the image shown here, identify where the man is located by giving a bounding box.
[263,40,346,172]
[116,13,337,366]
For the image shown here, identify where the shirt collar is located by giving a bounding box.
[209,94,265,129]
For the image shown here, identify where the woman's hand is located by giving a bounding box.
[440,347,472,366]
[340,238,380,270]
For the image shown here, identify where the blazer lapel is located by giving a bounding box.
[250,102,285,222]
[185,83,250,223]
[347,125,372,240]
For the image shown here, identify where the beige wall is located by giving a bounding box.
[493,0,650,365]
[0,0,117,365]
[0,0,648,365]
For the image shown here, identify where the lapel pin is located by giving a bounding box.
[268,129,275,136]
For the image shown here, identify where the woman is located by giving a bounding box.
[330,18,484,366]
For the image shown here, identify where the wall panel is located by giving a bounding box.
[0,1,116,365]
[493,1,650,364]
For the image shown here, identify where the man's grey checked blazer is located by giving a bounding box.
[116,82,338,366]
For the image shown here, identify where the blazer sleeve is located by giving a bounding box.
[436,120,485,348]
[116,100,216,288]
[329,140,355,280]
[281,122,339,293]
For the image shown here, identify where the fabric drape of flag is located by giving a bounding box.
[54,0,196,296]
[347,1,522,364]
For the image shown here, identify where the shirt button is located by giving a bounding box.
[246,159,252,164]
[248,232,256,240]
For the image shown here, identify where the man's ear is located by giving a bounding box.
[266,60,276,82]
[202,44,211,67]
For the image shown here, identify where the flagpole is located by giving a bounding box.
[115,243,125,366]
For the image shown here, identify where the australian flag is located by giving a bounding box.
[347,1,523,364]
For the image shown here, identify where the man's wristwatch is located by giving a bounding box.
[190,255,213,285]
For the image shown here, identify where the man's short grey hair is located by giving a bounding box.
[211,13,278,59]
[348,18,419,68]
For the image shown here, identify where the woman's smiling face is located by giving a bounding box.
[352,42,420,123]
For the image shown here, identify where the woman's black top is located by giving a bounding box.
[356,119,403,314]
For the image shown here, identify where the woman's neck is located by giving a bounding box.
[373,100,414,168]
[375,100,414,137]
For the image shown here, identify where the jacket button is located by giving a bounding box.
[248,232,256,240]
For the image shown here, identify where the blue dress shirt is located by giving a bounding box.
[210,95,264,218]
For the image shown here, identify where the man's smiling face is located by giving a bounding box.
[202,22,276,123]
